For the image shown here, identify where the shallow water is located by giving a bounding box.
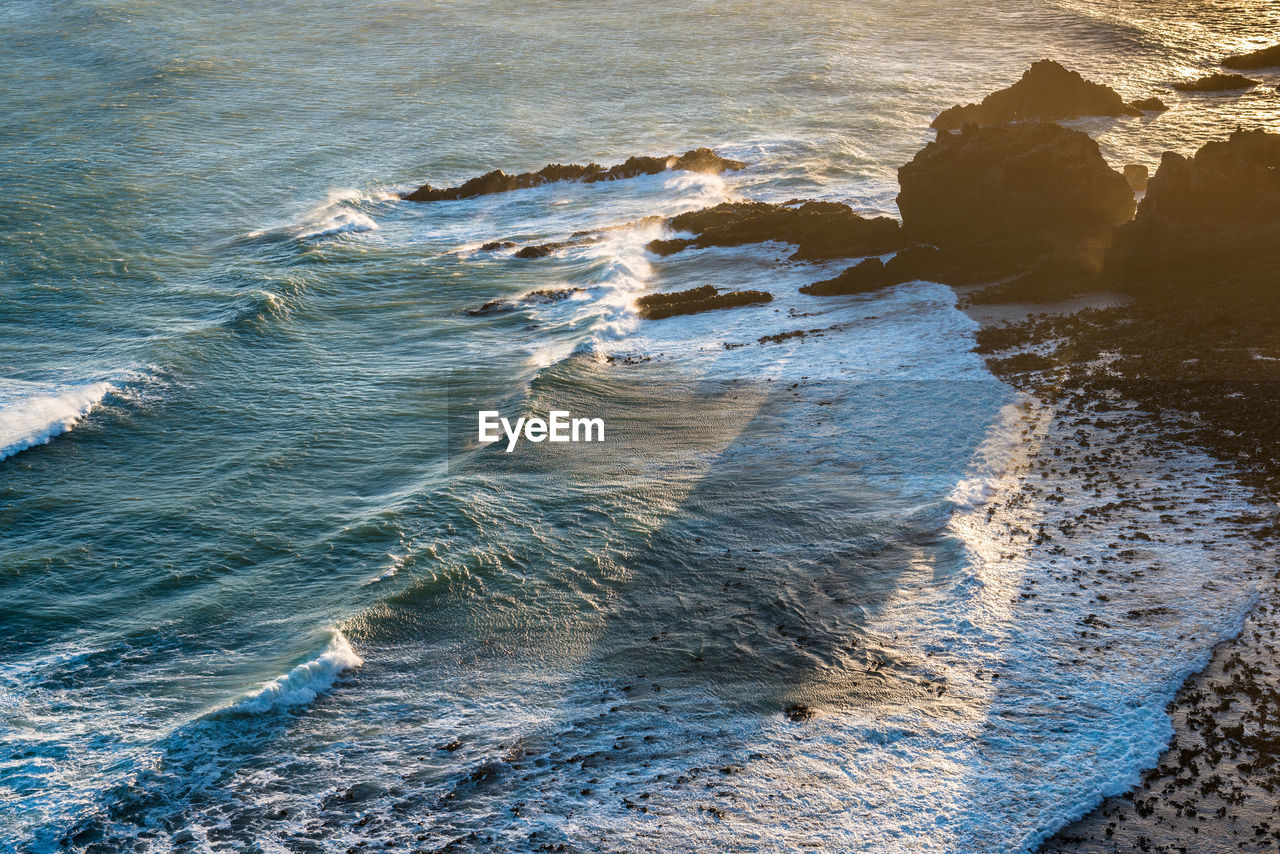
[3,1,1279,851]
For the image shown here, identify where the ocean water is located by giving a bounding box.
[3,1,1280,852]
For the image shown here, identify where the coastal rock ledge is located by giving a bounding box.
[403,148,744,202]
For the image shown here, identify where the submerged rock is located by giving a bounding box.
[647,200,904,262]
[403,148,745,202]
[635,286,773,320]
[1172,73,1258,92]
[466,287,583,316]
[931,60,1141,131]
[1222,43,1280,70]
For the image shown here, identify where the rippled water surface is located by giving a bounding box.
[3,1,1279,851]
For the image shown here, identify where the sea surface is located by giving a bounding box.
[3,1,1280,852]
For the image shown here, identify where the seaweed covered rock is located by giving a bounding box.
[1172,73,1258,92]
[1106,128,1280,295]
[897,121,1135,280]
[647,200,904,261]
[635,286,773,320]
[931,60,1141,131]
[1222,43,1280,70]
[404,148,745,202]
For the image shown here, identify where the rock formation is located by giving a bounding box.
[1129,97,1169,112]
[404,148,745,202]
[1173,73,1258,92]
[635,286,773,320]
[897,121,1135,274]
[1123,164,1149,192]
[1223,43,1280,70]
[931,60,1142,131]
[647,201,904,262]
[1105,128,1280,295]
[466,288,583,316]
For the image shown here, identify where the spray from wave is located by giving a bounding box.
[246,188,399,241]
[0,380,115,462]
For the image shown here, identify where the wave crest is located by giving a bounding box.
[0,380,115,462]
[227,630,363,715]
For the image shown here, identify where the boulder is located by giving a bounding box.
[931,60,1141,131]
[647,200,905,262]
[1172,73,1258,92]
[404,148,745,202]
[635,286,773,320]
[1222,43,1280,70]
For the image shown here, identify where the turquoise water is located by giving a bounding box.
[3,1,1280,851]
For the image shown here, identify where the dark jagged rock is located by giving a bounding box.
[1105,128,1280,294]
[465,287,583,316]
[1123,163,1149,192]
[635,286,773,320]
[1172,73,1258,92]
[647,200,904,262]
[514,243,559,259]
[931,60,1142,131]
[512,233,604,259]
[1223,43,1280,70]
[1129,96,1169,112]
[403,148,745,202]
[897,121,1135,283]
[801,245,948,296]
[800,257,892,296]
[480,240,516,251]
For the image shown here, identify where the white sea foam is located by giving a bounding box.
[0,380,114,462]
[228,630,363,715]
[248,188,395,241]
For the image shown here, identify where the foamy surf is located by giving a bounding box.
[0,380,114,462]
[246,188,397,241]
[227,630,363,715]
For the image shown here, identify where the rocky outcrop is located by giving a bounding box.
[800,120,1139,301]
[635,286,773,320]
[647,200,905,261]
[403,148,745,202]
[1223,43,1280,70]
[1172,73,1258,92]
[1105,129,1280,295]
[1123,163,1149,192]
[931,60,1142,131]
[897,121,1135,280]
[1129,96,1169,112]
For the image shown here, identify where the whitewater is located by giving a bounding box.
[3,0,1280,852]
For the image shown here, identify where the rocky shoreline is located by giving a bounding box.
[420,49,1280,849]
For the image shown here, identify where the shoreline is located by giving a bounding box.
[964,294,1280,852]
